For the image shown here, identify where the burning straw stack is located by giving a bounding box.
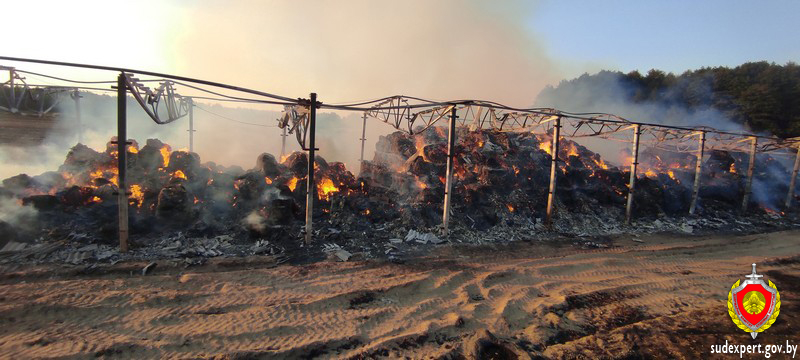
[0,129,795,248]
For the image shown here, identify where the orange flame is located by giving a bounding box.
[160,145,171,167]
[129,184,144,207]
[287,177,299,191]
[172,170,187,180]
[318,177,339,200]
[506,203,515,212]
[538,142,552,156]
[265,177,273,185]
[668,170,677,180]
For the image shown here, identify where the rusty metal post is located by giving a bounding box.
[786,146,800,209]
[304,93,318,244]
[626,124,642,224]
[442,106,458,236]
[741,136,758,213]
[116,73,129,252]
[280,124,287,159]
[359,112,367,172]
[8,68,15,113]
[546,117,562,225]
[73,89,82,144]
[187,98,195,152]
[689,131,706,215]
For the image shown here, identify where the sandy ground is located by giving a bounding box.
[0,230,799,359]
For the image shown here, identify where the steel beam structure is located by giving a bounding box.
[626,124,642,224]
[442,106,458,236]
[304,93,318,244]
[741,137,758,213]
[116,73,129,253]
[546,117,562,225]
[187,98,195,152]
[689,131,706,215]
[786,146,800,209]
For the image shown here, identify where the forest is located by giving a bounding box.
[537,61,800,138]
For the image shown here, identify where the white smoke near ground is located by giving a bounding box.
[533,70,751,167]
[0,92,185,180]
[0,197,38,234]
[2,0,565,179]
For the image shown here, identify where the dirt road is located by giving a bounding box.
[0,230,799,359]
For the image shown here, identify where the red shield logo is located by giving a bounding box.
[727,264,780,339]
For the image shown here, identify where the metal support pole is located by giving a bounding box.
[116,73,129,252]
[546,117,562,225]
[689,131,706,215]
[442,106,458,236]
[280,125,287,159]
[741,136,758,213]
[304,93,318,244]
[626,124,642,224]
[187,98,194,152]
[73,89,82,144]
[359,113,367,171]
[785,146,800,209]
[9,68,15,113]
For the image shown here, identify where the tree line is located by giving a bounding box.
[538,62,800,138]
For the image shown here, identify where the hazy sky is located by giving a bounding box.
[4,0,797,107]
[2,0,798,176]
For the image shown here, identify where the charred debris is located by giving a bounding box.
[1,129,798,266]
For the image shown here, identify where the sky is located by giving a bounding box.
[1,0,798,175]
[4,0,796,106]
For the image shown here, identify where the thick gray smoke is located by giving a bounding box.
[534,71,747,132]
[0,92,185,179]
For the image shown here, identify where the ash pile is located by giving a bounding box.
[1,129,798,266]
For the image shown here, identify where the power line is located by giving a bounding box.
[194,105,278,127]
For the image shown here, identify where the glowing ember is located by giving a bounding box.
[364,209,371,215]
[89,196,101,203]
[566,144,579,157]
[318,177,339,200]
[513,165,520,176]
[129,184,144,207]
[414,137,429,161]
[172,170,187,180]
[160,145,171,167]
[593,158,609,170]
[729,163,736,173]
[287,177,299,191]
[128,145,139,154]
[193,196,200,204]
[538,142,552,156]
[506,204,515,212]
[265,177,273,185]
[668,170,677,180]
[645,170,658,178]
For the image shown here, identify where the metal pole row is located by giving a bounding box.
[626,124,641,224]
[741,137,758,213]
[304,93,318,244]
[187,98,195,152]
[116,72,129,252]
[689,131,706,215]
[359,113,367,172]
[545,117,561,225]
[442,106,458,236]
[786,146,800,209]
